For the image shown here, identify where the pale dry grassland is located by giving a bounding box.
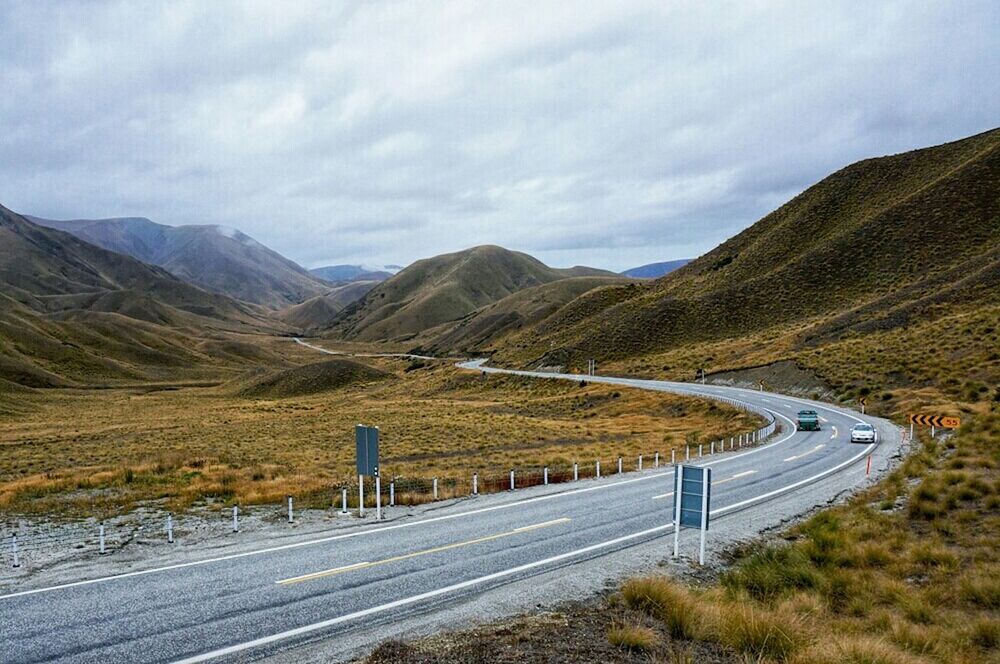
[0,341,761,518]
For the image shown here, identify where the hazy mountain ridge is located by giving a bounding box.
[29,215,329,308]
[621,259,690,278]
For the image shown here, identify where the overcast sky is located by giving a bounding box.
[1,1,997,272]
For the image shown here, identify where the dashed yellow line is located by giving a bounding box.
[277,518,571,585]
[784,444,825,463]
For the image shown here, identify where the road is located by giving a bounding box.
[0,356,899,663]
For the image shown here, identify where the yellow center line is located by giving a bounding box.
[784,443,825,463]
[277,517,571,585]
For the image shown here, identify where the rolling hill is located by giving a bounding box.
[620,259,690,278]
[29,215,328,308]
[277,280,381,331]
[490,128,1000,381]
[325,245,617,342]
[309,265,395,283]
[0,205,290,387]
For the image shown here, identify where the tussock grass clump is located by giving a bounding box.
[717,603,805,660]
[721,545,821,600]
[621,577,703,640]
[793,636,926,664]
[606,623,659,651]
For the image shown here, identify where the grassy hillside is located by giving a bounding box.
[30,215,328,308]
[490,129,999,400]
[278,280,380,330]
[0,205,290,388]
[326,245,617,342]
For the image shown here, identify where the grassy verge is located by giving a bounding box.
[0,356,762,517]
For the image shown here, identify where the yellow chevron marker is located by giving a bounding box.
[277,518,571,585]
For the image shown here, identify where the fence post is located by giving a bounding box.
[11,533,20,568]
[340,488,348,514]
[573,463,579,481]
[473,473,478,495]
[433,477,438,500]
[543,466,549,485]
[287,496,294,524]
[510,469,515,491]
[233,506,239,532]
[99,523,106,555]
[167,514,174,544]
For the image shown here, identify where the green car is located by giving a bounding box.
[797,410,820,431]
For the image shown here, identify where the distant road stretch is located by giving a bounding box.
[0,345,898,664]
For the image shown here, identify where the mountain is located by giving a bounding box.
[0,205,288,387]
[310,265,395,283]
[326,245,617,342]
[621,259,690,279]
[277,280,380,331]
[418,275,633,354]
[28,215,328,308]
[490,128,1000,373]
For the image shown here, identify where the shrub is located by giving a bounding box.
[718,604,804,660]
[722,545,821,600]
[621,577,703,639]
[606,623,659,652]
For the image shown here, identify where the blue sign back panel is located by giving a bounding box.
[673,465,711,530]
[355,425,380,476]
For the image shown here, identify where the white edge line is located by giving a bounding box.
[174,440,876,663]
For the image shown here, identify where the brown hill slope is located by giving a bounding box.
[29,215,328,308]
[278,281,380,331]
[491,128,1000,372]
[0,205,289,387]
[233,358,392,398]
[326,245,616,342]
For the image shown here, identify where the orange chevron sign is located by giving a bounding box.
[909,414,961,428]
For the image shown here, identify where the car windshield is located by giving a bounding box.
[854,424,873,431]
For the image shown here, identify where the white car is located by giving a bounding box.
[850,423,877,444]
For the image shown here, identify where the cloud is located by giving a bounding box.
[0,0,997,272]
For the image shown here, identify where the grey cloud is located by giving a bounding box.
[1,1,997,273]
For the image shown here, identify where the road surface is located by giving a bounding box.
[0,357,900,663]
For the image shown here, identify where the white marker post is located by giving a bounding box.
[340,488,348,515]
[543,466,549,485]
[672,465,683,558]
[375,475,382,521]
[473,473,479,495]
[432,477,438,500]
[699,473,709,565]
[573,463,578,481]
[99,523,106,555]
[655,452,660,468]
[167,514,174,544]
[232,506,239,532]
[638,455,643,471]
[11,534,19,568]
[389,480,395,507]
[358,475,365,518]
[671,449,676,464]
[596,460,601,478]
[510,469,515,491]
[618,457,623,474]
[287,496,293,524]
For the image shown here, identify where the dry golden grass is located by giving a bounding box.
[612,411,1000,664]
[606,623,660,652]
[0,342,761,517]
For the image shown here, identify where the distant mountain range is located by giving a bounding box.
[309,264,397,283]
[621,259,690,278]
[325,245,618,342]
[28,216,329,309]
[0,206,287,388]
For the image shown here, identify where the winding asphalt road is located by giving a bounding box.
[0,355,899,663]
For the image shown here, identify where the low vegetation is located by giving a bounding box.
[0,345,761,517]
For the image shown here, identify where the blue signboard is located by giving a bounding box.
[673,465,711,530]
[355,424,380,477]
